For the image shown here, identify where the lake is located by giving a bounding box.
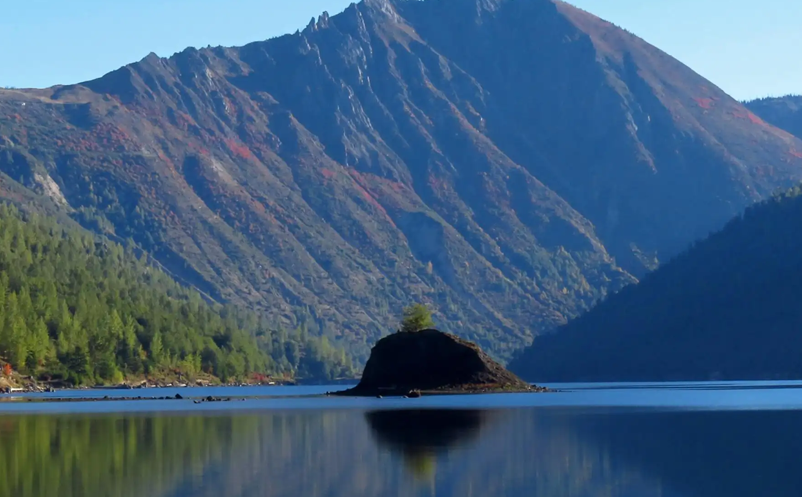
[2,381,802,496]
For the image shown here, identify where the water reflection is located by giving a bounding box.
[1,407,802,497]
[0,414,260,497]
[365,409,489,479]
[572,409,802,497]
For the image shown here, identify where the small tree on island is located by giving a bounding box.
[399,303,435,333]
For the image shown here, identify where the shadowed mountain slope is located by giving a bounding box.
[2,0,802,360]
[747,95,802,141]
[510,185,802,381]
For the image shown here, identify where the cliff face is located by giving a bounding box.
[1,0,802,360]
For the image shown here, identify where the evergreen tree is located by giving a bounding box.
[399,303,435,333]
[0,204,355,384]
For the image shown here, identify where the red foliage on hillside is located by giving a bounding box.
[225,138,254,160]
[694,97,714,110]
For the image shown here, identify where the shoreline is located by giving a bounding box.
[1,378,357,395]
[0,388,343,404]
[0,384,554,403]
[332,384,552,398]
[0,382,292,395]
[0,394,258,404]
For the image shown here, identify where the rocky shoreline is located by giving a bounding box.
[0,393,252,404]
[0,377,295,395]
[330,385,551,398]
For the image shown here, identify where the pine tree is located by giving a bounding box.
[399,303,435,333]
[149,332,164,364]
[0,204,353,384]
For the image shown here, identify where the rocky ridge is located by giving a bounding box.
[1,0,802,360]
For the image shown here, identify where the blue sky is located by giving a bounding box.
[1,0,799,100]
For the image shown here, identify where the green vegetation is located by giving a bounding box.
[0,416,158,497]
[0,415,264,497]
[399,303,435,333]
[0,410,655,497]
[511,185,802,381]
[0,204,353,384]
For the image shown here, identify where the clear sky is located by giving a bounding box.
[1,0,799,101]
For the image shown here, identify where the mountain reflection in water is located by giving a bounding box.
[1,406,802,497]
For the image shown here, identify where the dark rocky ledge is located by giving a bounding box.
[335,329,549,397]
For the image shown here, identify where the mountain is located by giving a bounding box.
[2,0,802,361]
[747,95,802,140]
[0,204,353,385]
[510,185,802,381]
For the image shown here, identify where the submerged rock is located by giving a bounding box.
[337,329,545,396]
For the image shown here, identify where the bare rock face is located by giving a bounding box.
[338,329,539,396]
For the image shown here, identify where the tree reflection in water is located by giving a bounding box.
[2,407,801,497]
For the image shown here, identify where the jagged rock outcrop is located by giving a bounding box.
[338,329,538,396]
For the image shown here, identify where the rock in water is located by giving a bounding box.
[337,329,541,396]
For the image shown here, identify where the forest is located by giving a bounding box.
[511,185,802,381]
[0,204,353,385]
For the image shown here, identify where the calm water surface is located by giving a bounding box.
[2,381,802,496]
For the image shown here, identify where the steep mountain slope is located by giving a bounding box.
[510,185,802,381]
[747,95,802,140]
[2,0,802,360]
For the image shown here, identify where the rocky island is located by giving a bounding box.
[336,329,547,397]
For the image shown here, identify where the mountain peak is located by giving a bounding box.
[141,52,160,63]
[2,0,802,361]
[360,0,403,21]
[305,11,333,32]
